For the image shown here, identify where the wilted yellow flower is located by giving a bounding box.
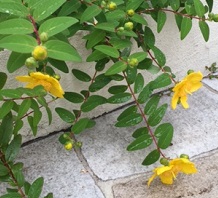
[170,158,197,175]
[148,165,177,186]
[16,72,64,98]
[171,71,203,109]
[148,158,197,186]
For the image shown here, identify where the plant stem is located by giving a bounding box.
[123,72,167,158]
[28,15,40,45]
[0,151,26,198]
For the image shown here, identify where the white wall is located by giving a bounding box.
[1,2,218,142]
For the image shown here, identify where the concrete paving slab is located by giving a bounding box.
[112,149,218,198]
[0,134,104,198]
[78,86,218,180]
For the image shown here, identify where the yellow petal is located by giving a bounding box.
[171,93,179,110]
[159,171,175,185]
[180,95,189,109]
[147,173,157,187]
[16,76,32,83]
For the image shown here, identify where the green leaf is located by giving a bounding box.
[170,0,180,11]
[144,26,155,48]
[150,73,172,89]
[126,0,144,10]
[0,1,29,17]
[206,0,213,12]
[81,95,107,112]
[129,52,147,62]
[0,35,37,53]
[72,69,91,82]
[126,67,137,84]
[27,116,37,136]
[5,134,22,162]
[95,45,119,58]
[132,127,149,138]
[148,104,168,126]
[44,193,53,198]
[71,118,92,134]
[199,21,209,42]
[7,52,30,73]
[157,11,167,33]
[58,0,81,16]
[108,93,132,104]
[115,113,142,127]
[130,14,147,25]
[142,150,160,165]
[33,0,66,22]
[0,19,33,34]
[105,61,127,76]
[13,120,23,135]
[0,164,8,176]
[144,95,160,115]
[106,10,125,21]
[80,4,102,23]
[0,72,7,89]
[55,107,75,123]
[39,17,78,37]
[0,193,22,198]
[86,50,107,62]
[85,29,106,49]
[17,99,31,119]
[181,17,192,40]
[28,177,44,198]
[155,123,174,149]
[45,40,82,62]
[117,30,137,37]
[108,85,128,94]
[193,0,205,17]
[64,92,84,103]
[110,38,132,49]
[127,134,152,151]
[117,105,137,121]
[0,112,13,146]
[151,46,166,66]
[95,22,117,32]
[45,107,52,125]
[89,76,111,92]
[48,58,69,73]
[134,73,144,93]
[138,83,152,104]
[0,89,22,98]
[0,101,14,119]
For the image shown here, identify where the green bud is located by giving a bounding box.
[127,9,135,17]
[39,32,48,42]
[180,154,189,159]
[107,2,117,11]
[212,14,218,22]
[101,1,107,7]
[208,13,214,19]
[160,158,169,166]
[76,141,83,148]
[187,69,194,75]
[124,22,134,30]
[53,74,61,81]
[128,58,138,67]
[25,57,37,68]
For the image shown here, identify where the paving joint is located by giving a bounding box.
[202,82,218,95]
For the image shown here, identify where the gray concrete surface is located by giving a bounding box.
[1,77,218,198]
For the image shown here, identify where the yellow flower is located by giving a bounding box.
[32,46,47,61]
[147,158,197,186]
[64,142,73,150]
[171,71,203,109]
[170,158,197,175]
[147,165,177,186]
[16,72,64,98]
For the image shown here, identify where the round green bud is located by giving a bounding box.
[101,0,107,7]
[213,14,218,22]
[25,57,37,68]
[39,32,48,42]
[124,22,134,31]
[128,58,138,67]
[117,27,124,32]
[208,13,214,19]
[180,154,189,159]
[76,141,83,148]
[107,2,117,11]
[160,158,169,166]
[187,69,194,75]
[32,45,48,61]
[53,74,61,81]
[127,9,135,17]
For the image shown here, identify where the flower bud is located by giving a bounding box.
[39,32,48,42]
[53,74,61,81]
[25,57,37,68]
[32,46,47,61]
[208,13,214,19]
[127,9,135,17]
[128,58,138,67]
[160,158,169,166]
[212,14,218,22]
[64,142,73,150]
[187,69,194,75]
[124,22,134,30]
[76,141,83,148]
[180,154,189,159]
[107,2,117,11]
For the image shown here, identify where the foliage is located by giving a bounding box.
[0,0,217,196]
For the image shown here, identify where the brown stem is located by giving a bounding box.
[123,72,167,158]
[0,151,26,198]
[28,15,40,45]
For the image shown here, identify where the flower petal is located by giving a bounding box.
[180,95,189,109]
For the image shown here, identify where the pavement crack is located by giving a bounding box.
[203,82,218,95]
